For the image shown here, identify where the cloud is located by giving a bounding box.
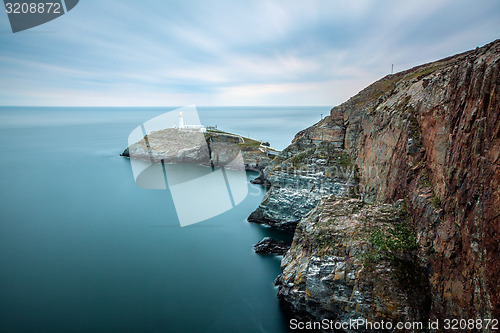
[0,0,499,106]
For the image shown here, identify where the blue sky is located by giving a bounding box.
[0,0,499,106]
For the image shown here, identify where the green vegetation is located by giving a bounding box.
[205,128,226,134]
[399,199,409,215]
[347,186,361,199]
[239,138,263,148]
[405,63,442,80]
[205,128,278,151]
[417,174,432,188]
[287,148,314,165]
[353,165,360,183]
[332,152,353,167]
[369,222,417,256]
[431,193,441,209]
[363,248,386,262]
[316,115,331,126]
[353,76,403,107]
[407,112,422,143]
[283,145,354,170]
[415,173,441,210]
[350,59,446,113]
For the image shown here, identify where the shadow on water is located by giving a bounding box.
[248,223,295,244]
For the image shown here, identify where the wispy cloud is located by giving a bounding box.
[0,0,499,106]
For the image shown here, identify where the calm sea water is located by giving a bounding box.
[0,106,329,332]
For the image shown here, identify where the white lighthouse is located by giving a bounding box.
[175,111,206,132]
[178,112,184,128]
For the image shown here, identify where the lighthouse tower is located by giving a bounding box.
[178,112,184,128]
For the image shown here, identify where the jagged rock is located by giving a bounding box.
[276,196,430,332]
[338,39,500,320]
[254,39,500,324]
[248,122,360,230]
[254,237,290,255]
[120,147,129,157]
[239,145,273,171]
[249,174,271,188]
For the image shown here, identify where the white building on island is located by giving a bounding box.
[177,112,206,132]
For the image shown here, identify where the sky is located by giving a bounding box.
[0,0,499,106]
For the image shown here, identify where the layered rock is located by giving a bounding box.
[248,112,358,231]
[339,40,500,321]
[254,237,290,255]
[252,39,500,327]
[275,197,430,332]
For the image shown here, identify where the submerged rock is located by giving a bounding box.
[254,237,290,255]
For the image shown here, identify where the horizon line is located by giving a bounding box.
[0,104,334,108]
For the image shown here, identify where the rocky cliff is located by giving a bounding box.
[248,112,358,231]
[276,197,430,332]
[252,40,500,329]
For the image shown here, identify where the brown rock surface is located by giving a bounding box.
[256,39,500,328]
[339,39,500,321]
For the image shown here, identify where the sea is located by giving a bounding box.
[0,106,329,333]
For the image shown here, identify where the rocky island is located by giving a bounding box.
[122,128,278,173]
[249,39,500,331]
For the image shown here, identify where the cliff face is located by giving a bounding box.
[248,109,358,231]
[253,40,500,326]
[276,197,430,332]
[342,40,500,321]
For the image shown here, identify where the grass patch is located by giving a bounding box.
[287,148,314,165]
[370,223,417,255]
[239,138,262,148]
[353,76,403,107]
[332,152,353,167]
[206,128,278,151]
[405,63,442,80]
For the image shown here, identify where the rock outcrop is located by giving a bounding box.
[275,197,430,332]
[340,40,500,323]
[252,39,500,328]
[254,237,290,255]
[127,128,212,164]
[248,112,358,231]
